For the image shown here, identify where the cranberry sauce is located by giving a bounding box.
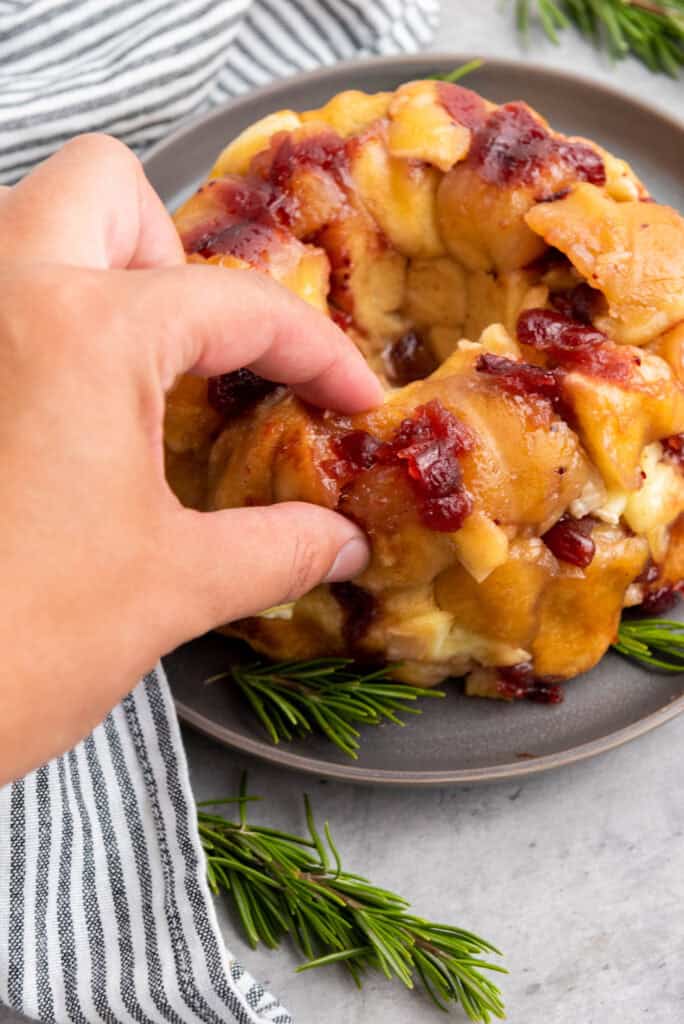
[663,434,684,469]
[334,430,382,471]
[387,330,438,385]
[550,283,602,325]
[639,586,681,616]
[542,515,596,569]
[518,308,605,355]
[475,352,562,408]
[631,562,682,615]
[207,369,278,419]
[517,308,635,383]
[525,246,571,275]
[257,130,349,196]
[181,178,276,259]
[330,306,353,332]
[198,221,277,265]
[536,188,571,204]
[181,129,348,260]
[497,662,564,704]
[329,581,377,651]
[331,400,475,533]
[636,561,660,587]
[436,83,488,131]
[468,102,605,188]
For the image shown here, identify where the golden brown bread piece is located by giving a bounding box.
[164,79,684,700]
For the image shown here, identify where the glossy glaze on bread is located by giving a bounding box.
[164,81,684,700]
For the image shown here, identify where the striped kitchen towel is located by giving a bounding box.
[0,0,439,185]
[0,668,292,1024]
[0,2,438,1022]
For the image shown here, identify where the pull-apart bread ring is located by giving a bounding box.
[164,80,684,701]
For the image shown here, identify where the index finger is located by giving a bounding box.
[118,263,384,414]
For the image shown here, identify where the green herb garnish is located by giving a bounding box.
[613,616,684,671]
[209,616,683,759]
[206,657,444,759]
[199,775,506,1021]
[515,0,684,75]
[430,59,486,82]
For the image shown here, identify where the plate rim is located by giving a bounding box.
[152,53,684,785]
[173,689,684,785]
[143,50,684,171]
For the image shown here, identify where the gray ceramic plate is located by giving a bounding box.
[148,54,684,785]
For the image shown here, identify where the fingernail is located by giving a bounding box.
[324,536,370,583]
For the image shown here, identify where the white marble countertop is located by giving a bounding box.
[184,5,684,1023]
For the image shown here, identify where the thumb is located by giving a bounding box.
[167,502,370,641]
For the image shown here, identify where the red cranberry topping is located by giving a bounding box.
[421,491,473,532]
[335,430,382,470]
[476,352,562,406]
[264,130,348,191]
[663,434,684,468]
[542,515,595,568]
[401,439,463,497]
[436,83,488,131]
[524,246,570,274]
[517,308,633,383]
[555,138,605,185]
[497,662,564,704]
[537,187,571,203]
[639,585,682,616]
[331,400,475,533]
[248,129,349,225]
[518,308,604,354]
[392,402,473,478]
[330,581,376,651]
[550,283,602,325]
[207,369,278,419]
[182,130,349,257]
[393,401,475,458]
[635,560,660,586]
[469,103,605,188]
[387,331,438,385]
[197,220,276,263]
[330,305,353,331]
[182,178,275,256]
[394,405,476,532]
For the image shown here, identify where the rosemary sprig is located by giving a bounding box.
[514,0,684,74]
[207,657,444,759]
[613,617,684,671]
[199,775,506,1021]
[213,616,684,759]
[430,58,486,82]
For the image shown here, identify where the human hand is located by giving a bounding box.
[0,135,382,785]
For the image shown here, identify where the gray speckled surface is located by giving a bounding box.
[2,6,682,1024]
[182,5,684,1024]
[185,718,684,1023]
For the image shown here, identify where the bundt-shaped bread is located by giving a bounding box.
[164,79,684,700]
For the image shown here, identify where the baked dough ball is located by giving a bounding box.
[164,80,684,700]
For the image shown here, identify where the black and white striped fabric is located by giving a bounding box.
[0,2,437,1021]
[0,0,439,185]
[0,669,293,1024]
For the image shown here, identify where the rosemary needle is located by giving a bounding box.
[206,657,445,759]
[199,775,506,1022]
[514,0,684,75]
[207,613,684,761]
[613,617,684,671]
[429,59,485,82]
